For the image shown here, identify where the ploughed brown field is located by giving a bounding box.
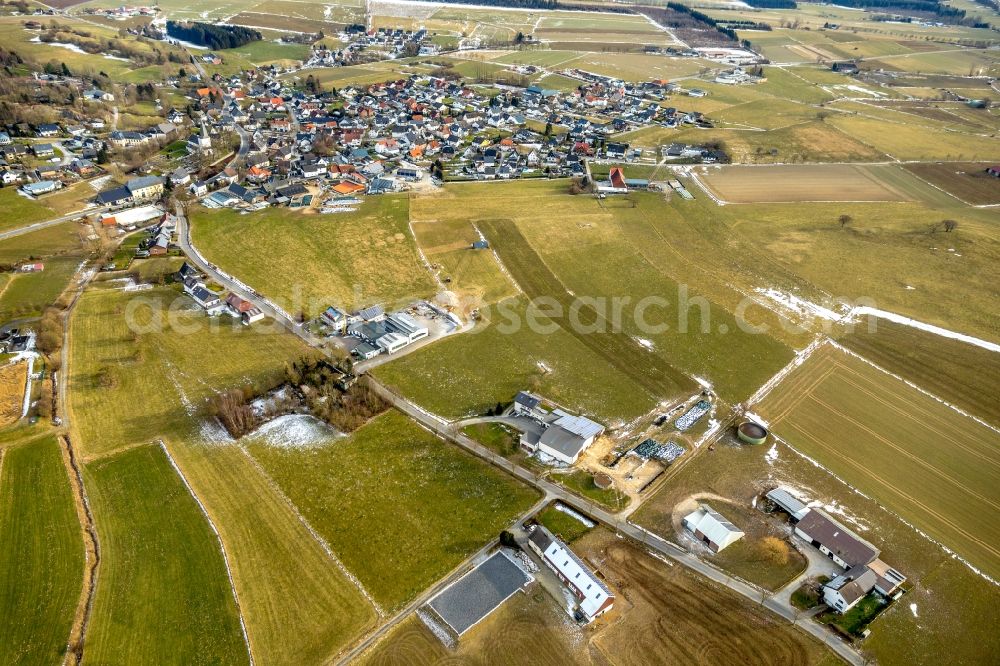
[697,164,912,203]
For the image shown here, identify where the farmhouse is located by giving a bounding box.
[770,487,907,613]
[528,524,614,623]
[224,293,265,325]
[189,285,225,316]
[683,504,745,552]
[512,391,604,465]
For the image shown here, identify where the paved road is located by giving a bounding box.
[0,206,107,242]
[175,214,861,665]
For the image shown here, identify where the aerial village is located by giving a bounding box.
[2,2,995,663]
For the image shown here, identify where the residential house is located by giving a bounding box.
[528,524,615,623]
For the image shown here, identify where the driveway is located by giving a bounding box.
[771,535,843,611]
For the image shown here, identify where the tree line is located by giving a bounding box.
[166,21,261,50]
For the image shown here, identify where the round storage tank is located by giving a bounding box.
[737,421,768,445]
[593,472,613,490]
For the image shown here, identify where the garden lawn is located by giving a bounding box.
[0,188,56,231]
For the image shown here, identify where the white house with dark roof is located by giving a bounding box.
[769,487,907,613]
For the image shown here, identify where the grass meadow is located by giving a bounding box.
[0,221,84,265]
[757,344,1000,580]
[247,409,541,611]
[410,183,802,401]
[190,196,436,317]
[67,287,309,459]
[82,444,249,665]
[0,255,81,320]
[374,296,660,424]
[0,436,83,666]
[67,279,377,663]
[0,188,57,231]
[165,441,379,664]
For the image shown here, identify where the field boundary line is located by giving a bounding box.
[781,422,1000,562]
[746,336,825,408]
[472,222,523,295]
[59,434,100,666]
[828,361,1000,468]
[775,432,999,586]
[160,441,256,666]
[237,446,386,618]
[830,341,1000,436]
[802,393,1000,511]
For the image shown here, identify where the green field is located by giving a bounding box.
[247,409,541,611]
[0,221,83,265]
[0,188,57,232]
[757,344,1000,580]
[190,197,436,317]
[839,317,1000,427]
[67,287,309,459]
[165,441,378,664]
[375,297,659,424]
[82,444,249,665]
[220,39,311,65]
[0,256,81,320]
[536,503,593,543]
[0,436,83,666]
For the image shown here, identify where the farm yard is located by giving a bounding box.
[190,196,436,318]
[695,164,915,204]
[756,343,1000,581]
[632,407,1000,666]
[246,409,541,611]
[0,435,84,666]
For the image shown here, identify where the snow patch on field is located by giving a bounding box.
[910,603,919,618]
[765,443,779,465]
[756,288,845,322]
[243,414,339,448]
[634,337,656,351]
[848,307,1000,353]
[199,418,235,445]
[554,502,596,528]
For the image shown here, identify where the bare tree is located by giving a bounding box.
[838,214,852,228]
[942,219,958,233]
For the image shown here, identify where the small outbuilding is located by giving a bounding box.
[683,504,745,552]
